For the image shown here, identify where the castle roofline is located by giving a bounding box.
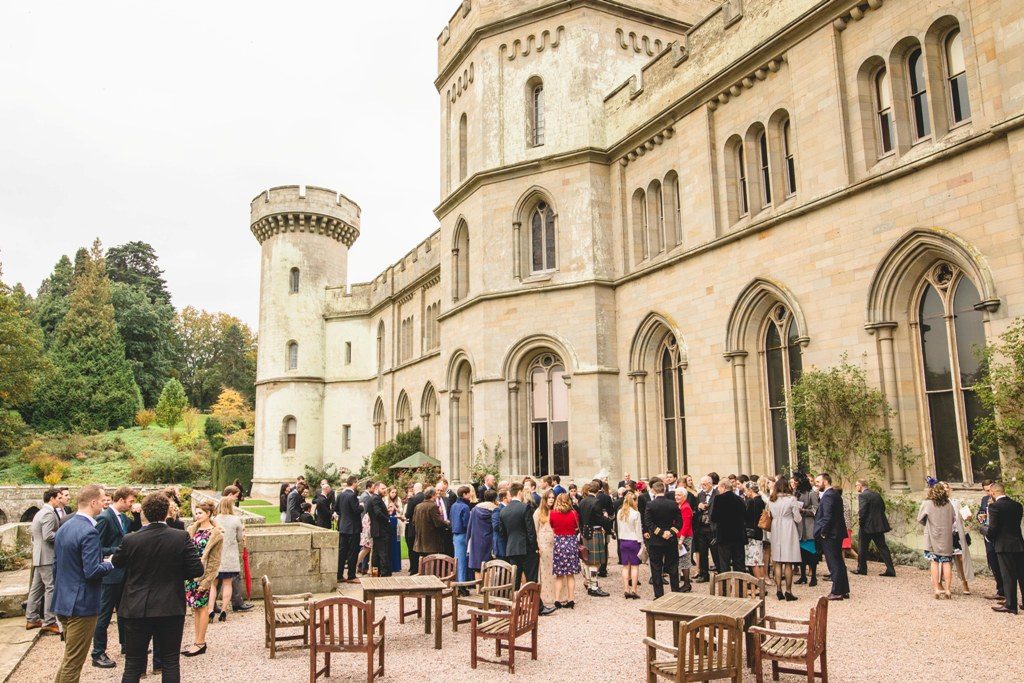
[250,184,361,247]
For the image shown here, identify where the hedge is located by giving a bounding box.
[213,445,254,491]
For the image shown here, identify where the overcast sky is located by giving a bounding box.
[0,1,456,326]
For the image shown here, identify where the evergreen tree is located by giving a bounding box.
[29,240,141,431]
[110,281,178,407]
[155,378,188,432]
[0,264,48,454]
[106,241,171,303]
[214,322,257,406]
[33,255,74,345]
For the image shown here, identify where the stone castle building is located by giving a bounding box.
[250,0,1024,497]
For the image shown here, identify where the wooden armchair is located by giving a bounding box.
[468,581,540,675]
[749,595,829,683]
[451,559,517,631]
[643,614,744,683]
[261,575,312,659]
[309,596,385,683]
[399,553,454,624]
[710,571,767,622]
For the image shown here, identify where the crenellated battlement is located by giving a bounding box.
[250,184,361,247]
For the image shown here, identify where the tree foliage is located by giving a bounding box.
[973,317,1024,477]
[106,241,171,304]
[33,255,74,345]
[791,355,917,487]
[365,427,422,483]
[28,241,142,432]
[175,307,256,409]
[110,281,179,407]
[155,378,188,432]
[0,264,48,455]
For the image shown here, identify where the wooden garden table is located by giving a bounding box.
[360,575,448,649]
[639,591,764,669]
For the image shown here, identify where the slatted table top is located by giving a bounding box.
[359,575,448,592]
[639,592,762,620]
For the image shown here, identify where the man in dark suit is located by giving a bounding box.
[368,482,393,576]
[643,481,682,598]
[709,480,746,572]
[692,476,715,582]
[54,487,72,526]
[51,484,113,683]
[113,492,204,683]
[435,478,455,556]
[852,479,895,577]
[476,474,496,504]
[498,484,535,589]
[404,483,424,575]
[978,480,1005,601]
[313,482,334,529]
[287,483,306,523]
[413,487,449,556]
[335,476,362,582]
[594,480,615,578]
[90,486,137,669]
[813,473,850,600]
[982,482,1024,614]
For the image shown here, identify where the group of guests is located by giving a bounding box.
[26,483,253,682]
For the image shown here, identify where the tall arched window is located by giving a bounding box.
[944,29,971,124]
[907,48,931,140]
[530,201,556,273]
[453,221,469,301]
[458,113,468,181]
[646,180,664,256]
[757,130,772,207]
[396,392,412,434]
[372,398,386,448]
[663,171,682,249]
[529,354,569,476]
[421,384,438,458]
[917,263,996,483]
[874,67,895,155]
[283,417,297,451]
[286,341,298,371]
[631,188,648,264]
[659,339,687,475]
[763,305,803,474]
[781,119,797,197]
[736,145,749,217]
[289,268,300,294]
[530,80,545,146]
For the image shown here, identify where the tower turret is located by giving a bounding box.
[250,185,360,498]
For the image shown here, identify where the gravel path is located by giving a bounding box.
[11,559,1020,683]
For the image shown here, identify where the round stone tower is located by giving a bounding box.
[249,185,360,499]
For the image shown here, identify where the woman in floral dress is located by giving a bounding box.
[184,500,223,657]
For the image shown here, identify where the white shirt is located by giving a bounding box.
[616,508,643,542]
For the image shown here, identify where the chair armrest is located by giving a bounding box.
[442,573,456,584]
[765,615,810,626]
[467,608,512,619]
[642,637,679,657]
[749,625,810,639]
[278,592,314,601]
[275,599,312,608]
[451,580,481,588]
[481,583,514,595]
[374,616,385,633]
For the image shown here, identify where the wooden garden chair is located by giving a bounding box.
[261,575,312,659]
[749,595,829,683]
[399,553,455,624]
[451,559,517,631]
[468,581,540,675]
[309,596,385,683]
[642,614,744,683]
[710,571,767,622]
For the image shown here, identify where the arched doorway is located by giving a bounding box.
[449,358,474,481]
[526,352,570,477]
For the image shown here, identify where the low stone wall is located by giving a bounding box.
[246,523,337,597]
[0,523,31,553]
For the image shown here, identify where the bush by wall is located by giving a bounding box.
[215,445,253,491]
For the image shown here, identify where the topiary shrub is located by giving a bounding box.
[218,450,253,492]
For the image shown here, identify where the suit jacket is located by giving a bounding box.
[112,522,204,619]
[643,496,683,546]
[313,491,334,529]
[857,489,891,535]
[983,496,1024,554]
[286,490,304,523]
[30,504,59,567]
[334,488,362,535]
[368,494,391,539]
[51,514,112,617]
[404,492,424,540]
[709,490,746,544]
[96,505,131,584]
[498,499,536,556]
[412,500,447,555]
[813,489,847,540]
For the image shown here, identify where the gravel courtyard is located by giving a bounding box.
[12,559,1018,683]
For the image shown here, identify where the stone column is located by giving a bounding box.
[507,381,521,475]
[867,322,909,488]
[451,248,460,301]
[512,222,522,282]
[726,351,752,474]
[448,390,461,480]
[629,371,647,478]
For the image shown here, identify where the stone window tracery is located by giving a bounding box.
[530,201,556,273]
[762,305,803,474]
[528,353,569,476]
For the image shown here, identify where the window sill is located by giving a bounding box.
[522,272,555,284]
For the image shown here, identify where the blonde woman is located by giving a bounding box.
[210,497,244,623]
[549,493,580,608]
[616,492,643,599]
[533,490,557,606]
[184,501,223,656]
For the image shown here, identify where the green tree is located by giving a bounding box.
[973,318,1024,478]
[175,307,256,409]
[155,378,188,432]
[110,281,178,407]
[365,427,422,483]
[0,264,48,454]
[28,241,141,431]
[33,255,74,345]
[106,241,171,304]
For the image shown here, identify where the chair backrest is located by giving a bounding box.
[806,595,829,655]
[311,596,372,653]
[419,553,456,583]
[678,614,743,678]
[510,581,540,636]
[261,575,274,623]
[481,559,517,601]
[710,571,766,600]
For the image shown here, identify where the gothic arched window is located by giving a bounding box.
[763,305,803,474]
[530,201,556,273]
[907,48,931,140]
[874,67,895,155]
[528,354,569,477]
[659,338,687,475]
[283,417,297,451]
[944,29,971,124]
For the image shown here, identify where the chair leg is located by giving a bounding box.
[379,637,385,677]
[820,652,828,683]
[754,645,764,683]
[531,626,537,660]
[270,629,277,659]
[470,622,478,669]
[367,648,374,683]
[325,652,330,679]
[509,636,516,675]
[309,641,316,683]
[399,596,405,624]
[452,597,458,632]
[771,659,779,681]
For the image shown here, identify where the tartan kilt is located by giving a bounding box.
[584,527,608,566]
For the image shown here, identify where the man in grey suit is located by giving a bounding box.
[26,488,61,634]
[853,479,896,577]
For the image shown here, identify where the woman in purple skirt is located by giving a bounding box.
[548,493,580,609]
[616,492,643,598]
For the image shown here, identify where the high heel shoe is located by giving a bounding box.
[565,601,575,609]
[776,590,785,601]
[218,611,227,622]
[785,592,798,601]
[808,577,817,587]
[182,643,207,657]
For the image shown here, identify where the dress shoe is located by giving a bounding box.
[776,590,785,601]
[843,594,850,599]
[539,605,556,616]
[233,604,254,612]
[587,587,609,597]
[565,601,575,609]
[92,654,117,669]
[808,578,818,587]
[693,576,708,583]
[826,594,844,601]
[597,570,608,578]
[879,571,896,577]
[851,570,867,575]
[794,576,807,585]
[181,643,207,657]
[785,592,798,601]
[991,605,1017,614]
[554,601,563,609]
[679,583,692,593]
[25,621,42,630]
[40,625,61,635]
[986,594,1006,601]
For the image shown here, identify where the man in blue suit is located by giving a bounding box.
[91,486,137,669]
[813,473,850,601]
[52,484,113,683]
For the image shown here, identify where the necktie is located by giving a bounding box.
[437,497,447,521]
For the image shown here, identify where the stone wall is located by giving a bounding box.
[245,523,338,597]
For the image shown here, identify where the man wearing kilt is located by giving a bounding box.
[578,482,612,597]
